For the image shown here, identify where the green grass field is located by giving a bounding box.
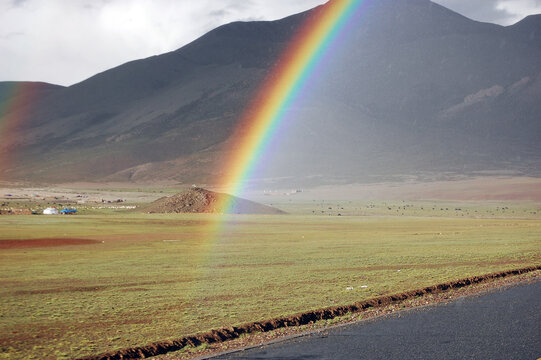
[1,200,540,359]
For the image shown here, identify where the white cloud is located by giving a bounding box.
[495,0,541,24]
[0,0,326,86]
[433,0,541,25]
[1,0,540,86]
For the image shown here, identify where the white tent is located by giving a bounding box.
[42,208,59,215]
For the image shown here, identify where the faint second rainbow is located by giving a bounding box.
[0,82,41,179]
[216,0,365,210]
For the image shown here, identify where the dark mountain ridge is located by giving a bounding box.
[1,1,540,185]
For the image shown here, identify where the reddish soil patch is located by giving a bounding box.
[0,238,100,249]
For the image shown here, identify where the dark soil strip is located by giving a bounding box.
[0,238,100,249]
[78,265,541,360]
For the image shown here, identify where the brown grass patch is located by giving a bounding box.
[15,286,109,295]
[317,259,535,272]
[119,288,150,293]
[201,295,240,302]
[94,233,209,243]
[212,262,295,269]
[14,279,191,295]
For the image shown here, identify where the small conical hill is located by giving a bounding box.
[144,187,285,214]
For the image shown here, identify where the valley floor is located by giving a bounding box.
[0,182,540,359]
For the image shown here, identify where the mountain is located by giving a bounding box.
[1,0,540,186]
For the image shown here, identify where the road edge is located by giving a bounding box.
[78,265,541,360]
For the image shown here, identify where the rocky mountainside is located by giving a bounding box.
[1,0,540,186]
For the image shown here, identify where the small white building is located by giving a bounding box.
[42,207,59,215]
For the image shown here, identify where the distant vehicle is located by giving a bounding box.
[60,208,77,215]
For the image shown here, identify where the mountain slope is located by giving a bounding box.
[1,0,540,185]
[0,82,64,117]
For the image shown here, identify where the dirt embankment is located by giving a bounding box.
[144,187,285,215]
[77,265,540,360]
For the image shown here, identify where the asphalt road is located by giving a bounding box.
[213,281,541,360]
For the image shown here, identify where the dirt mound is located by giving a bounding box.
[144,188,285,215]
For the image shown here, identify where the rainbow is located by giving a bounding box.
[216,0,366,211]
[193,0,368,303]
[0,82,41,179]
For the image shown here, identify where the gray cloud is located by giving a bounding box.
[209,9,229,18]
[433,0,541,25]
[0,31,25,40]
[0,0,540,86]
[0,0,328,85]
[11,0,28,7]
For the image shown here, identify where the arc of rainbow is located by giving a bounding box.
[0,83,40,179]
[216,0,365,212]
[188,0,368,300]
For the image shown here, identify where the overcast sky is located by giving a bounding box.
[1,0,540,86]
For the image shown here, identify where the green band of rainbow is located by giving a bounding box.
[217,0,365,212]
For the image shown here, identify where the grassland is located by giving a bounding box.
[0,199,540,359]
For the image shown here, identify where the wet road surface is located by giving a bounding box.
[213,281,541,360]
